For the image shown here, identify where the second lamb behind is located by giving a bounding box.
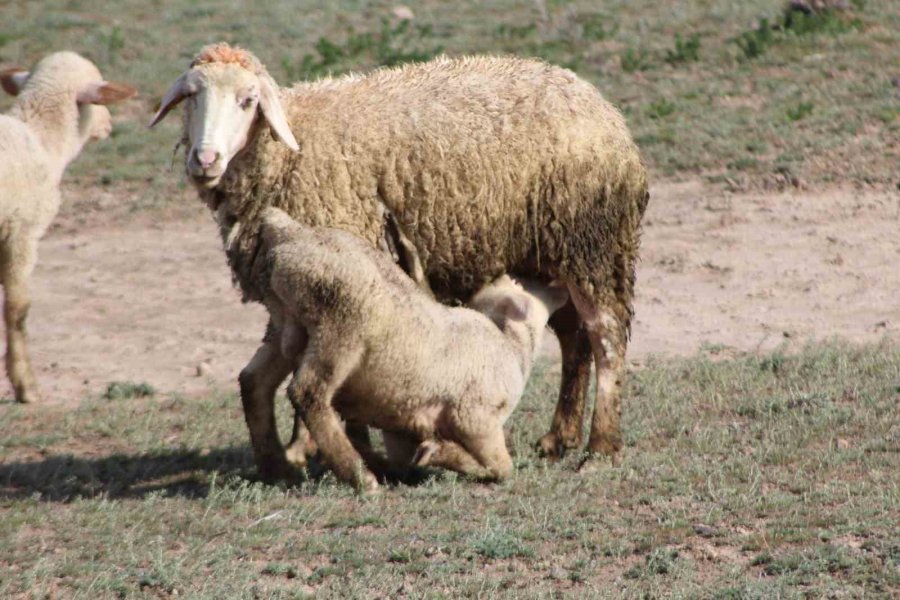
[256,207,568,492]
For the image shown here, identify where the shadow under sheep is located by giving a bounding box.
[0,445,434,502]
[0,446,262,502]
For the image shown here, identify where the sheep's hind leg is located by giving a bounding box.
[569,287,627,470]
[239,341,296,481]
[287,346,377,493]
[2,242,39,404]
[537,302,592,459]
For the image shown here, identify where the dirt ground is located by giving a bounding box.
[2,181,897,405]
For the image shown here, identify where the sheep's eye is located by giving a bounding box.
[239,96,256,110]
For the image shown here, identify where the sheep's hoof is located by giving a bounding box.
[576,450,621,474]
[412,441,439,467]
[587,431,624,457]
[536,432,581,461]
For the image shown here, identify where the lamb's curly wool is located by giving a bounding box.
[161,44,648,472]
[0,52,135,404]
[257,207,565,492]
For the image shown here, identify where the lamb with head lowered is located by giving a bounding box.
[256,207,568,492]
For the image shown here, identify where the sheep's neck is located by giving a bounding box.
[198,120,285,302]
[11,90,83,183]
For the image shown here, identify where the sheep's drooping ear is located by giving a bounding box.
[1,67,30,96]
[258,75,299,151]
[77,81,138,105]
[148,72,188,128]
[498,295,531,322]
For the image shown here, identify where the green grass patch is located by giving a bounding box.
[1,341,897,596]
[1,0,895,200]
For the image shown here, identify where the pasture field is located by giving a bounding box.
[1,0,898,203]
[1,0,899,598]
[2,342,898,598]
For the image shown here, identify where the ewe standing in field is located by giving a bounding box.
[257,207,568,491]
[0,52,136,404]
[150,43,648,477]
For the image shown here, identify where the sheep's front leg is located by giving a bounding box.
[239,341,295,480]
[287,347,377,493]
[414,429,512,481]
[2,242,39,404]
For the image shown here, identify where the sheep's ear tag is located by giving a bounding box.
[1,68,29,96]
[500,295,530,322]
[77,81,138,105]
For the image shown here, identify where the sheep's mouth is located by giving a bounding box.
[189,173,222,189]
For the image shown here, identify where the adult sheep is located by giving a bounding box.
[149,43,649,477]
[1,52,136,403]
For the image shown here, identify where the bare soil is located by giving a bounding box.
[2,181,897,405]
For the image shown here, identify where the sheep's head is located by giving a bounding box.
[469,275,569,335]
[2,52,136,152]
[148,43,298,189]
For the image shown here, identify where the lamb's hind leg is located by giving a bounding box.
[2,240,40,404]
[537,301,592,459]
[239,340,295,480]
[415,429,512,481]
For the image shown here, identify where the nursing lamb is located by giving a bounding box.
[257,207,568,492]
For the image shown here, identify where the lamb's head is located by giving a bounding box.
[469,275,569,348]
[148,43,299,189]
[1,52,136,158]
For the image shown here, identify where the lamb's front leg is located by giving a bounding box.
[239,340,294,480]
[2,240,40,404]
[287,345,378,493]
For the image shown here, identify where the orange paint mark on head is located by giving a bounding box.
[191,43,261,73]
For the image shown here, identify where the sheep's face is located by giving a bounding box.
[469,275,569,340]
[149,61,299,190]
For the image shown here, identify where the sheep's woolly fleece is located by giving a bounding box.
[184,47,648,345]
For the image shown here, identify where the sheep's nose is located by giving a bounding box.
[195,148,220,169]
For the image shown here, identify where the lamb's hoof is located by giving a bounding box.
[412,441,439,467]
[14,389,39,404]
[284,443,309,470]
[358,472,380,495]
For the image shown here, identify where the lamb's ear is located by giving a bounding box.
[77,81,138,105]
[498,295,531,322]
[148,72,188,128]
[258,75,299,151]
[1,68,29,96]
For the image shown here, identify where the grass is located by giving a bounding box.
[0,0,897,203]
[1,341,898,597]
